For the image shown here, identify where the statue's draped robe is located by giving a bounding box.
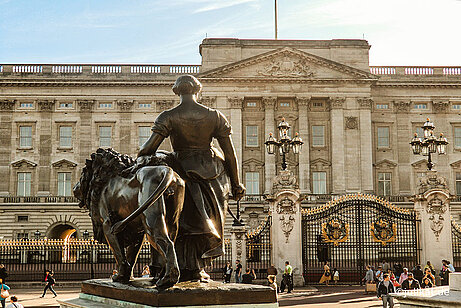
[152,105,231,271]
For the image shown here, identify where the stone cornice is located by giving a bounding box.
[199,77,376,84]
[0,80,175,87]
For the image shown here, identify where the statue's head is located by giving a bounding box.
[172,75,202,96]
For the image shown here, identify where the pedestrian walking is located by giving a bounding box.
[440,264,450,286]
[5,296,23,308]
[40,270,57,298]
[363,265,376,294]
[0,266,7,284]
[222,262,232,283]
[0,279,10,308]
[375,266,384,282]
[280,261,293,293]
[319,261,331,286]
[141,265,150,278]
[377,274,395,308]
[235,260,242,283]
[401,273,420,290]
[332,268,340,285]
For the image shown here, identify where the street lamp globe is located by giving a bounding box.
[265,133,277,154]
[410,134,422,155]
[437,133,448,155]
[277,117,290,138]
[422,118,435,138]
[292,133,303,154]
[280,133,291,154]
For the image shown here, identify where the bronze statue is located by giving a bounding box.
[136,75,245,281]
[73,149,185,288]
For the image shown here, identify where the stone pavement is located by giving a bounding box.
[6,284,398,307]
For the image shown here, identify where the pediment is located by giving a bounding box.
[242,158,264,172]
[311,158,331,168]
[374,159,397,169]
[450,159,461,169]
[199,47,375,80]
[412,159,429,168]
[52,159,77,169]
[11,159,37,168]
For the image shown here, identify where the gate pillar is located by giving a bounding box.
[230,225,246,282]
[413,170,453,274]
[267,170,304,286]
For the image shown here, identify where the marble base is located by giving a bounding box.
[59,278,278,307]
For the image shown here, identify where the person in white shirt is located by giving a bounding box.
[6,296,24,308]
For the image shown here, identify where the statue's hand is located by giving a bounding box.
[232,183,246,201]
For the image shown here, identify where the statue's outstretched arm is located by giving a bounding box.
[138,132,164,157]
[217,136,245,200]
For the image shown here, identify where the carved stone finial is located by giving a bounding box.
[78,100,95,111]
[38,100,55,111]
[0,100,16,111]
[432,101,449,113]
[393,101,411,113]
[117,100,134,111]
[357,97,373,109]
[329,97,345,109]
[228,97,244,109]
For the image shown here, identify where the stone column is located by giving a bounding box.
[0,100,15,195]
[117,100,134,152]
[394,101,412,195]
[296,97,311,194]
[37,100,55,195]
[269,170,304,286]
[330,97,346,194]
[358,98,374,193]
[228,97,243,180]
[78,100,94,170]
[230,225,247,282]
[263,97,277,194]
[413,171,453,275]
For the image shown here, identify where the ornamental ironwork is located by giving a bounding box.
[370,218,397,246]
[321,218,349,246]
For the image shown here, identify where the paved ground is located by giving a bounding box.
[6,285,399,307]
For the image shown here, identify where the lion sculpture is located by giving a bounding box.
[73,148,185,288]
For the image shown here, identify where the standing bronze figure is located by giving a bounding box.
[137,75,245,281]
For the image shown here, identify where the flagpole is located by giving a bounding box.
[275,0,278,40]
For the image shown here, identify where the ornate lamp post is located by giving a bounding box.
[410,118,448,170]
[265,118,304,170]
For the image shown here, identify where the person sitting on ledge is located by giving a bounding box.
[401,272,420,290]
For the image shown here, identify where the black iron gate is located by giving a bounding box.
[246,216,272,279]
[302,194,420,284]
[452,219,461,271]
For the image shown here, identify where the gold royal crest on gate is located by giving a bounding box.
[321,219,349,246]
[370,218,397,246]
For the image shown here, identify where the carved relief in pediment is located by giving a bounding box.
[257,55,314,78]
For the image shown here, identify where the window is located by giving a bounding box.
[377,127,390,148]
[99,103,112,108]
[246,126,258,147]
[246,101,257,107]
[20,103,33,108]
[453,104,461,110]
[139,126,151,147]
[376,104,389,109]
[99,126,112,147]
[139,103,151,108]
[59,102,73,108]
[312,172,327,194]
[17,215,29,222]
[19,126,32,148]
[377,172,392,196]
[245,172,259,195]
[59,126,72,148]
[414,103,427,109]
[280,102,290,107]
[455,127,461,148]
[416,127,424,138]
[312,102,323,108]
[17,172,31,196]
[456,173,461,196]
[312,125,325,147]
[58,172,72,196]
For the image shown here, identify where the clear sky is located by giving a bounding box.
[0,0,460,66]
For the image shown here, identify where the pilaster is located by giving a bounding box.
[230,225,246,282]
[296,97,311,194]
[0,100,15,195]
[358,98,374,193]
[330,97,346,194]
[117,100,134,152]
[37,100,55,195]
[228,97,244,180]
[263,97,277,194]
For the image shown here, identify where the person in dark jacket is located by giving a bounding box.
[241,268,256,284]
[40,270,57,298]
[401,273,420,290]
[0,265,7,284]
[412,265,424,284]
[421,277,433,288]
[222,262,232,283]
[377,274,395,308]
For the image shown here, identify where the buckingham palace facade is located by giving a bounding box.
[1,38,461,240]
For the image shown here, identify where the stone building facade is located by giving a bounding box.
[1,38,461,240]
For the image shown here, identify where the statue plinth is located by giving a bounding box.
[59,278,278,308]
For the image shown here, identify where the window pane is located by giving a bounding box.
[19,126,32,148]
[245,172,259,195]
[377,127,389,148]
[59,126,72,148]
[455,128,461,147]
[378,172,391,196]
[58,172,71,196]
[312,172,326,194]
[246,126,258,147]
[312,125,325,147]
[17,172,31,196]
[99,126,112,147]
[139,126,151,147]
[416,127,424,138]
